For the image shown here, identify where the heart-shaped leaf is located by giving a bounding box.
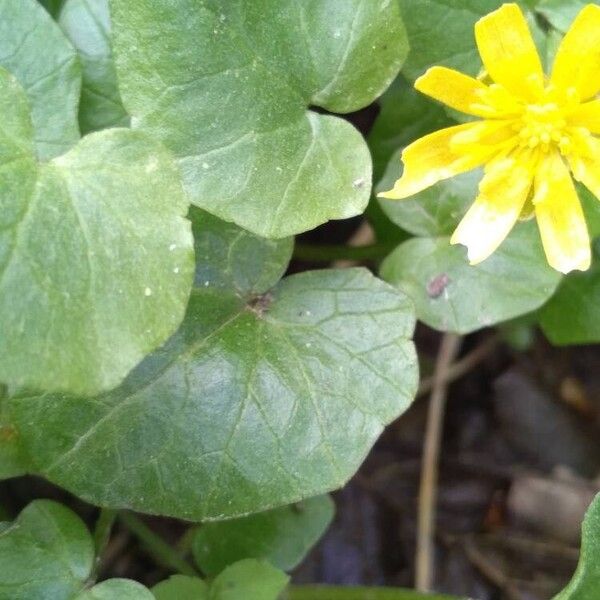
[210,560,289,600]
[0,68,194,396]
[59,0,129,134]
[193,495,335,575]
[153,576,209,600]
[0,0,80,159]
[7,212,417,520]
[110,0,408,238]
[380,223,562,334]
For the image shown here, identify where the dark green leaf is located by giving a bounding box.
[0,500,94,600]
[193,495,334,575]
[0,69,194,396]
[381,223,562,334]
[8,214,417,520]
[60,0,129,134]
[0,0,80,159]
[554,494,600,599]
[209,559,289,600]
[110,0,408,237]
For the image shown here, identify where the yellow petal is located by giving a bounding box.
[379,121,514,200]
[475,3,544,101]
[534,152,590,274]
[551,4,600,101]
[450,153,533,264]
[569,138,600,199]
[415,66,490,117]
[569,99,600,134]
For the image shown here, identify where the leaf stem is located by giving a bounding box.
[293,243,395,262]
[416,333,463,591]
[90,509,117,581]
[118,512,199,577]
[286,586,461,599]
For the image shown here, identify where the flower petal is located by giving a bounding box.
[534,152,590,274]
[415,66,490,117]
[379,121,514,200]
[551,4,600,101]
[450,153,533,264]
[569,99,600,134]
[569,137,600,199]
[475,3,544,101]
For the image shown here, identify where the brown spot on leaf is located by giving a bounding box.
[248,292,274,315]
[427,273,450,298]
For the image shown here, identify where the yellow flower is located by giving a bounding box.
[379,3,600,274]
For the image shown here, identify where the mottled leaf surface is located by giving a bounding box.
[8,213,417,520]
[60,0,129,133]
[381,223,561,334]
[110,0,408,237]
[0,69,194,396]
[193,495,335,575]
[0,0,80,159]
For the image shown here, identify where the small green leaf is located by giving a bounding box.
[554,494,600,599]
[59,0,129,134]
[110,0,408,237]
[8,213,417,520]
[0,0,80,159]
[539,257,600,345]
[381,223,562,334]
[0,500,94,600]
[536,0,587,32]
[193,495,335,576]
[153,576,209,600]
[0,69,194,396]
[73,580,154,600]
[210,559,289,600]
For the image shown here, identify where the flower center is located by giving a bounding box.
[517,102,572,154]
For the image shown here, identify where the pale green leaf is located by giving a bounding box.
[0,391,29,481]
[193,495,334,575]
[536,0,587,32]
[0,500,94,600]
[60,0,129,134]
[0,0,80,160]
[554,494,600,599]
[153,576,209,600]
[209,559,289,600]
[73,580,154,600]
[380,223,562,334]
[0,69,194,396]
[8,214,417,520]
[110,0,408,237]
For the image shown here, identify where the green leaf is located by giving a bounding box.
[73,580,154,600]
[110,0,408,238]
[286,586,465,600]
[554,494,600,599]
[0,391,29,481]
[38,0,67,17]
[59,0,129,134]
[376,148,478,238]
[193,495,335,576]
[0,0,80,160]
[0,500,94,600]
[210,559,289,600]
[0,69,194,396]
[380,223,562,334]
[538,256,600,345]
[153,576,209,600]
[8,213,417,520]
[536,0,587,32]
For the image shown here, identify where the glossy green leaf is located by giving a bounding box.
[0,69,194,396]
[60,0,129,134]
[539,255,600,345]
[554,494,600,599]
[110,0,408,238]
[376,148,478,238]
[73,580,154,600]
[0,500,94,600]
[0,0,80,160]
[153,576,209,600]
[210,560,289,600]
[381,223,562,334]
[8,213,417,520]
[193,495,335,576]
[536,0,587,32]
